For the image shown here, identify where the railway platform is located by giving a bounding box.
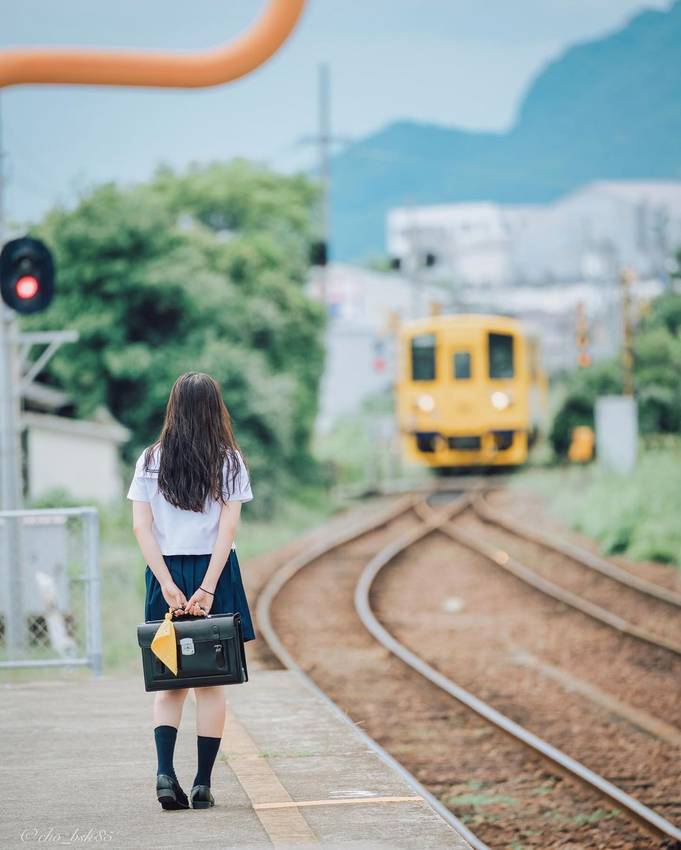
[0,669,472,849]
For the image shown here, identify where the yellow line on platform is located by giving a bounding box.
[254,795,423,811]
[220,698,319,847]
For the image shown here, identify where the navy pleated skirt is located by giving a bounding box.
[144,549,256,642]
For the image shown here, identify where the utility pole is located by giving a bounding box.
[620,267,635,396]
[298,64,349,306]
[0,93,21,512]
[0,94,25,659]
[575,300,591,368]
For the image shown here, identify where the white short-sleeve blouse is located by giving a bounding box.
[126,446,253,555]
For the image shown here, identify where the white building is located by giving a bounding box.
[387,181,681,288]
[388,203,512,288]
[21,384,131,504]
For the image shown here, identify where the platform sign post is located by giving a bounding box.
[595,395,638,475]
[593,268,639,475]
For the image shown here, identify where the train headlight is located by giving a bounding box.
[416,394,435,413]
[491,391,511,410]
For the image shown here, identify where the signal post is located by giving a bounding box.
[0,104,20,512]
[0,306,20,510]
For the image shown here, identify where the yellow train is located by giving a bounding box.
[396,314,547,469]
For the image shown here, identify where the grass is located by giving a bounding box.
[517,437,681,568]
[445,791,520,808]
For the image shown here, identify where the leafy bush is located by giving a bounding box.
[520,443,681,567]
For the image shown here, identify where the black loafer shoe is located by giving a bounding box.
[190,784,215,809]
[156,773,189,810]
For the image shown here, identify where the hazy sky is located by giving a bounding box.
[0,0,671,225]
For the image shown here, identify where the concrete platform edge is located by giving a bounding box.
[289,666,483,850]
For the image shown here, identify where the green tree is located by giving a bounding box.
[634,292,681,433]
[24,161,326,510]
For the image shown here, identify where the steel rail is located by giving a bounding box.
[354,509,681,846]
[256,493,487,850]
[440,515,681,658]
[473,492,681,608]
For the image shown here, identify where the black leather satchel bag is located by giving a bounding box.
[137,612,249,692]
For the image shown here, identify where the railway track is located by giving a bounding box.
[473,492,681,608]
[255,489,681,849]
[457,492,681,656]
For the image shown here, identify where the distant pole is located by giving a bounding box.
[575,300,591,368]
[317,63,331,303]
[620,267,635,396]
[406,211,421,318]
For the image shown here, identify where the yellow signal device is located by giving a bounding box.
[568,426,595,463]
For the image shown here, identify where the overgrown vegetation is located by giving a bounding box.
[519,438,681,567]
[23,160,326,513]
[527,286,681,568]
[550,292,681,457]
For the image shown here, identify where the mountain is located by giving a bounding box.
[331,1,681,260]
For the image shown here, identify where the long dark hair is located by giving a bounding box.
[143,372,246,512]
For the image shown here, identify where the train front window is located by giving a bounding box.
[453,351,471,380]
[488,333,514,378]
[411,334,436,381]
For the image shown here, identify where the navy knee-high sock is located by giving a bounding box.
[193,735,222,788]
[154,725,178,781]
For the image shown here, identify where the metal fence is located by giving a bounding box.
[0,507,101,675]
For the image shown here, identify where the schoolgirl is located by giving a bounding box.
[127,371,255,810]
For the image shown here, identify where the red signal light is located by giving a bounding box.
[1,237,55,314]
[16,275,39,299]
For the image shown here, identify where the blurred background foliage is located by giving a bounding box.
[524,283,681,568]
[22,160,326,513]
[549,290,681,457]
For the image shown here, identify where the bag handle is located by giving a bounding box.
[168,606,209,621]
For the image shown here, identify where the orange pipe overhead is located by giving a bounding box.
[0,0,306,89]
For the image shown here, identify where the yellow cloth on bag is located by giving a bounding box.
[150,612,178,675]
